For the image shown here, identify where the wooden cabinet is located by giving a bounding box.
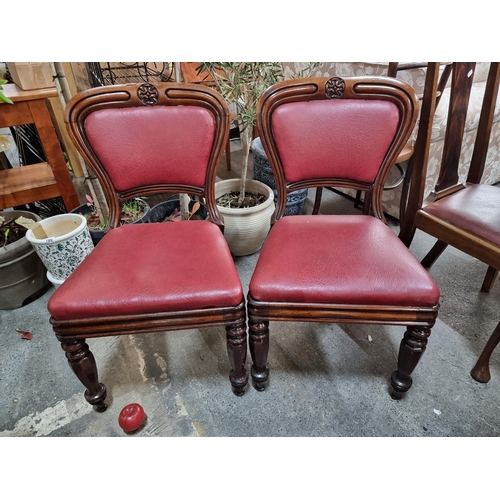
[0,83,80,211]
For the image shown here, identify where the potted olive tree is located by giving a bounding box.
[197,62,319,256]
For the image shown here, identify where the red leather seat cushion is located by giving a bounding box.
[249,215,440,307]
[48,221,243,321]
[422,184,500,245]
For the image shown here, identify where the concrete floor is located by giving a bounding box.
[1,141,500,438]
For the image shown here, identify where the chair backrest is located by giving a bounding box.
[64,82,230,228]
[256,76,419,222]
[387,62,452,109]
[404,62,500,205]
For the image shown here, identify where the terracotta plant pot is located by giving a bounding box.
[251,137,308,216]
[215,178,275,257]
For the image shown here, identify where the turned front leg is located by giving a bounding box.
[391,326,431,400]
[249,318,270,391]
[226,321,248,396]
[61,339,107,412]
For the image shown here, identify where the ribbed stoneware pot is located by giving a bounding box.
[26,213,94,283]
[215,179,275,257]
[251,137,308,216]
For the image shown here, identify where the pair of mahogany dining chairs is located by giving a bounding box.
[47,76,440,412]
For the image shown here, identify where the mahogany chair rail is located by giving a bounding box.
[48,82,248,411]
[249,76,440,399]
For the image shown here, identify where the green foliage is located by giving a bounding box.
[197,62,320,135]
[198,62,285,134]
[82,196,147,229]
[0,79,13,104]
[196,63,320,206]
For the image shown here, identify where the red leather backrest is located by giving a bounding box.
[271,99,399,183]
[85,106,215,191]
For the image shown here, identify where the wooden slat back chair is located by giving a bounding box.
[248,76,440,399]
[48,82,248,412]
[400,63,500,278]
[398,62,500,383]
[389,62,452,222]
[354,62,452,219]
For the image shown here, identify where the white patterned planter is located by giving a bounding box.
[26,213,94,283]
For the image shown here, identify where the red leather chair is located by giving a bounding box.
[248,76,440,399]
[48,82,248,412]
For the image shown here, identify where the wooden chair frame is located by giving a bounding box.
[398,62,500,383]
[248,77,439,399]
[50,82,248,411]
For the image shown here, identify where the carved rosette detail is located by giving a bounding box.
[325,77,346,99]
[137,83,159,105]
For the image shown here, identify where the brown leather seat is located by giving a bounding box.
[421,184,500,245]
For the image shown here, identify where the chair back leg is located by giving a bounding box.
[471,321,500,383]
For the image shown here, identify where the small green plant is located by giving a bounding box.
[80,195,146,229]
[82,195,107,230]
[0,215,27,247]
[120,198,146,224]
[0,79,13,104]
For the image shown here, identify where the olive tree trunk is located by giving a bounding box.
[237,127,253,206]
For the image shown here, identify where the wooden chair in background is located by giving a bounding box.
[398,62,500,383]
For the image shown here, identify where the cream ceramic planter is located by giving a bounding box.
[215,179,275,257]
[26,213,94,284]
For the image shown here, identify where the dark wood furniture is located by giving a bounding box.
[351,63,452,219]
[248,76,440,399]
[471,321,500,383]
[47,82,248,411]
[398,62,500,383]
[0,84,80,211]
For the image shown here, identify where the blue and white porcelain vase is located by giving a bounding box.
[26,213,94,288]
